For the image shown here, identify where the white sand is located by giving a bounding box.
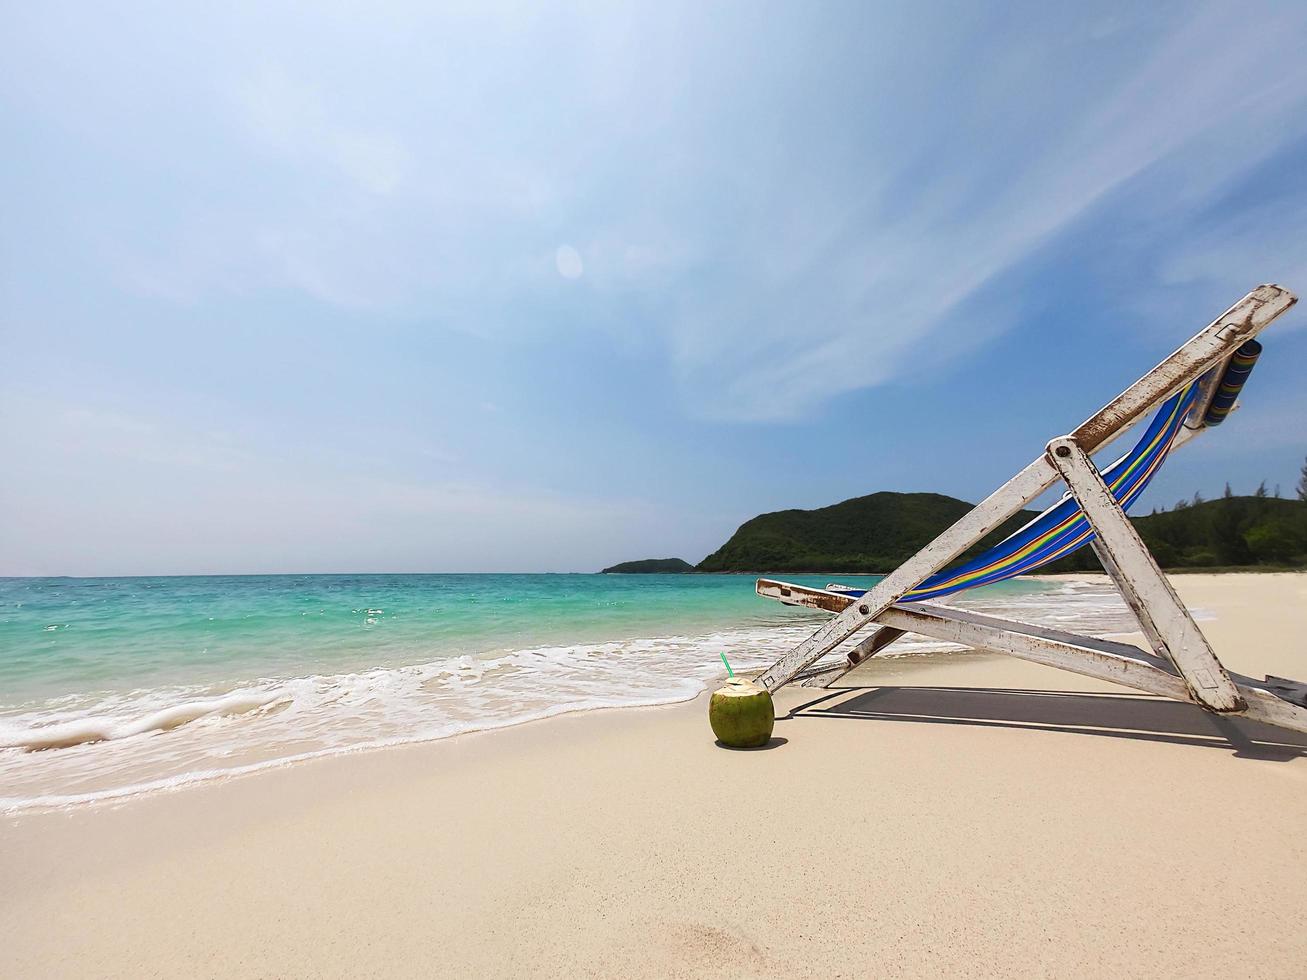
[2,573,1305,978]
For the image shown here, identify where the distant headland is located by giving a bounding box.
[600,558,695,574]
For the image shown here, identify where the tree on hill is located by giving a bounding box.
[1211,496,1251,565]
[1298,455,1307,500]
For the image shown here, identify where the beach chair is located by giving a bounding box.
[753,284,1307,735]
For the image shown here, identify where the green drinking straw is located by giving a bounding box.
[720,652,735,678]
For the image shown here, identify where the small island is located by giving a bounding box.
[600,558,694,574]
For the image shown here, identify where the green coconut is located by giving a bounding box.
[709,678,775,748]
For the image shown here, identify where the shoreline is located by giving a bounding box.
[1,643,1013,817]
[2,576,1133,816]
[0,573,1286,818]
[0,684,726,816]
[0,572,1277,816]
[4,573,1305,977]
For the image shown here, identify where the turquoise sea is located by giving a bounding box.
[0,573,1133,811]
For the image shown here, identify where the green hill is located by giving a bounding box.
[695,492,1307,573]
[601,557,695,574]
[696,492,1041,573]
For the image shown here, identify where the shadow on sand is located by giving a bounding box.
[785,686,1307,761]
[714,736,788,752]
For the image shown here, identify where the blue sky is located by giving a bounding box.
[3,1,1306,576]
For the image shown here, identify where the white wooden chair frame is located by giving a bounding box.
[753,284,1307,736]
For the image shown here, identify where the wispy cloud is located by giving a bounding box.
[234,67,413,196]
[16,3,1304,409]
[663,3,1307,419]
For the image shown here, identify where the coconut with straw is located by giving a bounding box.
[709,653,775,748]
